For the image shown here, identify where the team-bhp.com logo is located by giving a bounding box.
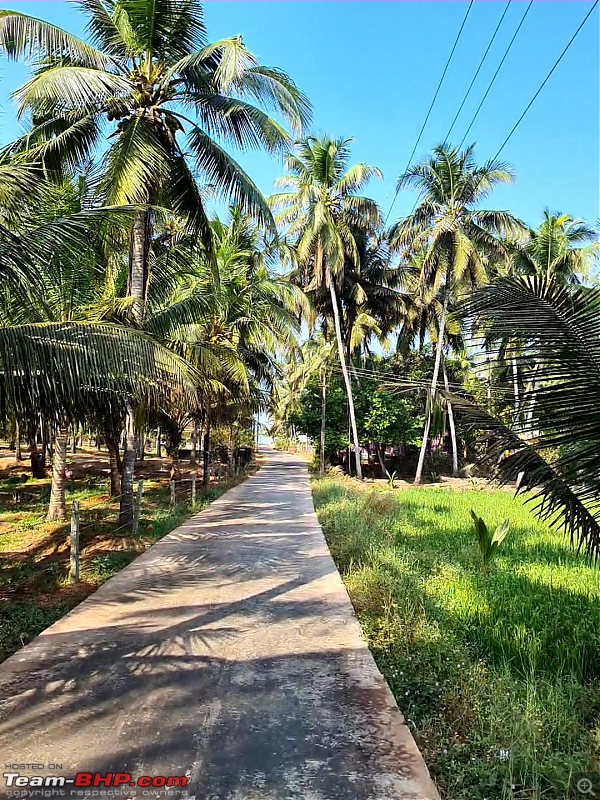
[3,773,188,789]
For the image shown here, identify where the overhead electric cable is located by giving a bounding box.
[444,0,512,143]
[491,0,599,160]
[384,0,474,225]
[458,0,533,150]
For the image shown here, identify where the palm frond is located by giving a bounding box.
[0,10,114,68]
[0,322,199,421]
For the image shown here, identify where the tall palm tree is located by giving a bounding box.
[508,209,598,283]
[303,232,404,361]
[389,143,525,483]
[0,0,311,323]
[270,136,382,479]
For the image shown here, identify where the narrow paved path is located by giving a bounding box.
[0,450,438,800]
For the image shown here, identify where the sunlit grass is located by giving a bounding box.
[313,479,600,800]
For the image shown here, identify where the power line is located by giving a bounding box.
[458,0,533,151]
[327,361,512,397]
[492,0,599,161]
[384,0,474,225]
[444,1,512,144]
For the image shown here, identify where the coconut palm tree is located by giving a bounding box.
[389,142,526,483]
[0,0,311,323]
[484,211,599,435]
[1,0,310,522]
[508,210,598,283]
[270,136,382,479]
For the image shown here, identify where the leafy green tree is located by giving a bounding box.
[1,0,310,524]
[0,168,199,519]
[361,387,420,475]
[269,335,334,474]
[290,373,349,463]
[389,143,525,483]
[485,210,599,436]
[146,208,301,479]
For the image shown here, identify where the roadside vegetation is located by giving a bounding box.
[314,477,600,800]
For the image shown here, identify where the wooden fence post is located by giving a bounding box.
[133,479,144,535]
[191,476,196,506]
[69,500,80,584]
[170,480,176,506]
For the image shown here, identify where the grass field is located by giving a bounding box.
[312,478,600,800]
[0,463,247,665]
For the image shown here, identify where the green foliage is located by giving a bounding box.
[0,1,311,245]
[289,358,425,466]
[470,510,510,575]
[361,386,420,446]
[385,469,398,489]
[456,275,600,558]
[313,478,600,799]
[289,374,349,458]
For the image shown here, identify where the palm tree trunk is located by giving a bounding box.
[414,282,449,484]
[137,430,146,462]
[376,443,386,477]
[320,366,327,476]
[41,418,50,470]
[119,409,137,527]
[512,353,520,431]
[129,211,149,326]
[442,360,459,477]
[29,436,46,479]
[121,211,150,526]
[486,348,492,411]
[523,362,541,441]
[203,424,211,489]
[191,420,198,464]
[47,426,68,521]
[329,279,362,480]
[105,433,122,496]
[156,425,162,457]
[14,420,22,462]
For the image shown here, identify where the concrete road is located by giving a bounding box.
[0,450,439,800]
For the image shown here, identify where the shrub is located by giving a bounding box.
[470,510,510,574]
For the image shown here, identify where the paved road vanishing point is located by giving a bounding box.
[0,450,439,800]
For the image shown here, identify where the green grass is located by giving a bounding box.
[312,479,600,800]
[0,477,244,664]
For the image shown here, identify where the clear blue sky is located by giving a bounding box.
[0,1,598,229]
